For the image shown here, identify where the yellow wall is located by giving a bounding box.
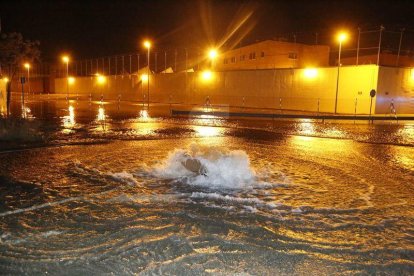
[376,67,414,114]
[55,65,380,114]
[0,79,7,116]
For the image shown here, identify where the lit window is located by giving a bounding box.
[231,57,236,63]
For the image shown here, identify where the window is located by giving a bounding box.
[249,52,256,60]
[240,55,246,61]
[261,51,265,58]
[288,52,298,59]
[231,57,236,63]
[223,58,228,64]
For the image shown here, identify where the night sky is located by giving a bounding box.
[2,0,414,62]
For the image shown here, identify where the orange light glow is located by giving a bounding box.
[201,70,213,81]
[143,40,151,49]
[141,74,149,82]
[96,74,106,84]
[208,49,218,60]
[68,76,75,85]
[24,63,30,69]
[337,32,348,43]
[62,55,70,63]
[303,68,318,79]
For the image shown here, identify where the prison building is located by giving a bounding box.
[216,40,330,71]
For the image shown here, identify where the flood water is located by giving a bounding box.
[0,94,413,275]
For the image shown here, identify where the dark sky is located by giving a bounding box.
[2,0,414,62]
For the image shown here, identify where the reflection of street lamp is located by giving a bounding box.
[335,32,348,114]
[24,63,31,95]
[62,55,70,99]
[143,40,151,108]
[208,48,218,68]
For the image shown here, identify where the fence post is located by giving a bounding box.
[108,57,111,76]
[137,54,140,72]
[115,56,118,78]
[155,52,158,72]
[279,97,282,113]
[317,98,320,117]
[122,56,125,77]
[354,98,357,124]
[129,55,132,76]
[174,50,177,72]
[377,25,384,65]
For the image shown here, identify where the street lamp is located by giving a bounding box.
[334,32,348,114]
[62,55,70,100]
[24,63,31,95]
[143,40,151,108]
[208,48,218,68]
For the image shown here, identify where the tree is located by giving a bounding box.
[0,32,40,116]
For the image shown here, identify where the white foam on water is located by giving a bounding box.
[152,144,257,189]
[190,192,283,213]
[110,171,141,186]
[41,230,63,237]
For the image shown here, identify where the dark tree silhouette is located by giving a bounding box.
[0,33,40,116]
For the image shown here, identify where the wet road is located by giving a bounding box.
[0,95,413,275]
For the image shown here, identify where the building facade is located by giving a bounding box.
[216,40,330,71]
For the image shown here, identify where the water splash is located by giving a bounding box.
[152,144,256,189]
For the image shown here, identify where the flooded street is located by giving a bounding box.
[0,95,413,274]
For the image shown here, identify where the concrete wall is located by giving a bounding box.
[55,65,380,114]
[12,77,52,94]
[376,67,414,114]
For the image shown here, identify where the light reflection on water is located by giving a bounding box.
[297,119,315,136]
[193,125,222,137]
[62,105,76,133]
[97,106,106,121]
[391,146,414,172]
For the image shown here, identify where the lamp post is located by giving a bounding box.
[24,63,31,95]
[334,32,347,114]
[143,40,151,108]
[62,55,70,100]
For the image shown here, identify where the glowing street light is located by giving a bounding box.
[334,32,348,114]
[62,55,70,100]
[3,77,9,83]
[24,63,31,95]
[68,76,75,85]
[201,70,213,82]
[141,74,149,82]
[96,74,106,85]
[303,68,318,79]
[143,40,151,108]
[208,48,218,68]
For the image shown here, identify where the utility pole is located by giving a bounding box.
[396,28,405,67]
[377,25,384,66]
